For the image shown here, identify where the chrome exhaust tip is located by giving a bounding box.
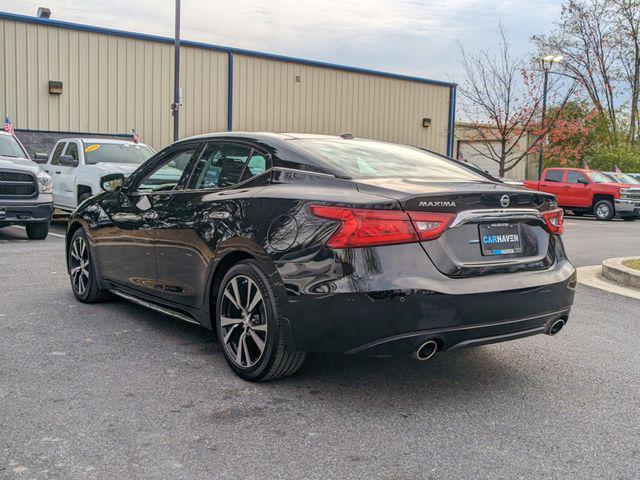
[547,319,566,336]
[414,340,438,361]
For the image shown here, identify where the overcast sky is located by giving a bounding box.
[0,0,561,83]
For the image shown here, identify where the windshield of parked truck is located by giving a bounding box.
[0,133,28,158]
[587,171,611,183]
[83,143,155,165]
[609,172,640,184]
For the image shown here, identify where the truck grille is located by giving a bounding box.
[0,170,37,199]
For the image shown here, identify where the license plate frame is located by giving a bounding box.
[479,222,523,256]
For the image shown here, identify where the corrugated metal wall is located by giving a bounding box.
[232,54,450,153]
[0,14,452,154]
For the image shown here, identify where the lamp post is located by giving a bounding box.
[538,54,563,180]
[172,0,181,142]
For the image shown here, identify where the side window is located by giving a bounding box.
[50,142,66,165]
[191,143,253,190]
[64,142,79,162]
[137,147,197,192]
[245,153,267,178]
[544,169,563,183]
[566,171,588,184]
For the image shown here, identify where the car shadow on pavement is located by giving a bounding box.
[104,297,536,402]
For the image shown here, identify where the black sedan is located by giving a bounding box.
[66,133,576,381]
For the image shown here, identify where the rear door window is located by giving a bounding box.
[190,143,253,189]
[544,169,564,182]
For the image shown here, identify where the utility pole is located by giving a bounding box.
[172,0,181,142]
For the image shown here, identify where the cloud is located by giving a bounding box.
[0,0,562,81]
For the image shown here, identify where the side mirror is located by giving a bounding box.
[59,154,79,167]
[101,173,125,192]
[33,153,49,164]
[577,178,589,185]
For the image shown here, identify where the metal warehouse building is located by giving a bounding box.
[0,11,456,158]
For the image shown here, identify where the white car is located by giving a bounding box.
[43,138,155,211]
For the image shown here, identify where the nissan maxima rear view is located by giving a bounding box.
[65,133,576,381]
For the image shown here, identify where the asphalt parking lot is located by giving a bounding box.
[1,218,639,479]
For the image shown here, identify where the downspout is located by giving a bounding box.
[227,52,234,131]
[447,85,457,157]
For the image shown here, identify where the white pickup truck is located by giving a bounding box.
[43,138,155,211]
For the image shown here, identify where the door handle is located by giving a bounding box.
[143,211,158,220]
[55,171,61,174]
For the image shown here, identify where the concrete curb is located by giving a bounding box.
[577,265,640,300]
[601,257,640,290]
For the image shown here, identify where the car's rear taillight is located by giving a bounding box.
[542,208,564,234]
[309,205,454,248]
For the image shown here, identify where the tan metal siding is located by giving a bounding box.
[1,16,451,154]
[232,54,450,153]
[0,18,228,149]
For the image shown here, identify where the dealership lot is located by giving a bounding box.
[1,219,639,479]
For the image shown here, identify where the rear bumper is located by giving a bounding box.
[0,200,53,225]
[278,241,576,355]
[615,198,640,217]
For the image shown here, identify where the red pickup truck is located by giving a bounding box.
[524,168,640,221]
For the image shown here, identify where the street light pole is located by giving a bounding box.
[538,67,550,180]
[172,0,181,142]
[537,54,563,180]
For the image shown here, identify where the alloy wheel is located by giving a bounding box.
[70,236,90,295]
[220,275,268,368]
[596,203,610,219]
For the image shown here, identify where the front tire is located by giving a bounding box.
[593,200,614,221]
[68,228,110,303]
[25,222,49,240]
[215,260,306,382]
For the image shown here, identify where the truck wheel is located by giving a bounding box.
[79,192,93,204]
[25,222,49,240]
[593,200,614,221]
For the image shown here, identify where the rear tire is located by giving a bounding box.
[68,228,111,303]
[215,260,306,382]
[25,222,49,240]
[593,200,614,221]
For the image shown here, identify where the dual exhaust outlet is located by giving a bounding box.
[412,318,566,361]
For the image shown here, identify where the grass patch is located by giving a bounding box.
[622,259,640,271]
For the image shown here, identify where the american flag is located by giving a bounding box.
[614,164,623,173]
[3,115,14,135]
[132,128,141,144]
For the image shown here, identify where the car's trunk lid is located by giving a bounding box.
[356,178,558,277]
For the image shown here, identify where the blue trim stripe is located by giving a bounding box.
[0,11,456,89]
[446,86,457,157]
[227,52,234,131]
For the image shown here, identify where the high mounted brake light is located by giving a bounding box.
[542,208,564,235]
[309,205,455,248]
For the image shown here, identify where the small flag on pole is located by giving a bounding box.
[583,161,590,169]
[132,128,141,144]
[614,164,623,173]
[3,115,14,135]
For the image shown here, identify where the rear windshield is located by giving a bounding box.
[292,138,490,181]
[83,143,155,165]
[0,134,27,158]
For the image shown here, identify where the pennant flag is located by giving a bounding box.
[132,128,141,144]
[614,164,623,173]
